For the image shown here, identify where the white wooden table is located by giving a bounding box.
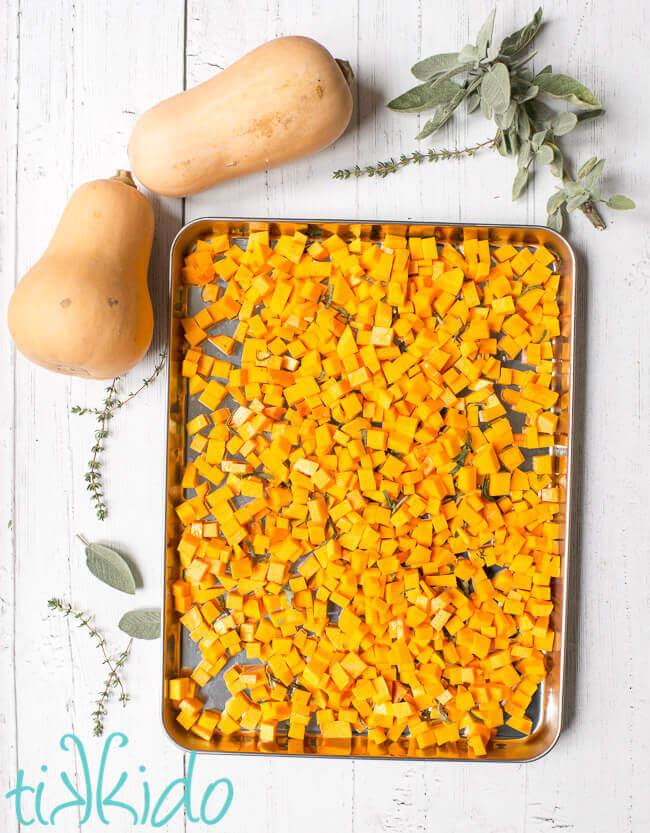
[1,1,649,830]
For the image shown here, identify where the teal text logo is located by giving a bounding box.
[5,733,233,827]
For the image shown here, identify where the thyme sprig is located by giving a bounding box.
[333,137,497,179]
[72,351,167,417]
[48,598,131,736]
[82,377,117,521]
[92,640,132,736]
[72,352,167,520]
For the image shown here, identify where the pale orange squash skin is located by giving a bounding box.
[128,36,353,197]
[8,174,154,379]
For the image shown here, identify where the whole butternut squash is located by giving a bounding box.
[128,36,353,197]
[8,171,154,379]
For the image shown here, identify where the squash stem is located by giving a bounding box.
[335,59,354,87]
[111,170,137,188]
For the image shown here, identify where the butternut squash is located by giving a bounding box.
[128,36,353,197]
[8,171,154,379]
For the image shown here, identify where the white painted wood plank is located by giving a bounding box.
[63,0,188,830]
[521,0,650,830]
[0,1,20,831]
[6,1,187,830]
[9,3,88,828]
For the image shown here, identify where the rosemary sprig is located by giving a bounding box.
[48,598,131,735]
[72,352,167,520]
[333,137,496,179]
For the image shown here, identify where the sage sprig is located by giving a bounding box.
[546,158,635,231]
[335,7,634,232]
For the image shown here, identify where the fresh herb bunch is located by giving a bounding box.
[72,352,167,520]
[334,7,634,232]
[47,598,131,736]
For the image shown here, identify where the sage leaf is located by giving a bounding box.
[517,141,532,169]
[476,8,496,59]
[512,166,529,200]
[584,159,605,189]
[547,209,564,232]
[481,62,511,115]
[547,190,568,214]
[548,143,564,178]
[566,192,590,213]
[515,83,539,104]
[606,194,635,210]
[508,51,538,73]
[564,180,585,198]
[531,129,548,151]
[496,130,509,157]
[467,92,481,113]
[388,78,462,113]
[536,144,554,165]
[459,43,480,64]
[526,97,554,123]
[411,52,460,81]
[480,91,492,120]
[499,7,543,59]
[415,102,461,139]
[415,78,478,139]
[486,42,500,63]
[537,64,552,76]
[119,608,161,640]
[576,108,605,124]
[551,111,578,136]
[535,72,601,109]
[495,99,517,130]
[517,109,531,140]
[78,534,136,595]
[507,126,520,155]
[577,156,598,179]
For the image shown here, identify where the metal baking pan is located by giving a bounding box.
[161,218,576,762]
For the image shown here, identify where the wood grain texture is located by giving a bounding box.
[0,2,20,831]
[0,1,649,831]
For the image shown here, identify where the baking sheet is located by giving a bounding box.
[162,219,576,761]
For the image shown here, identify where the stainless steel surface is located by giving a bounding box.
[162,218,577,761]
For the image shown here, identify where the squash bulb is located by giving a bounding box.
[8,171,154,379]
